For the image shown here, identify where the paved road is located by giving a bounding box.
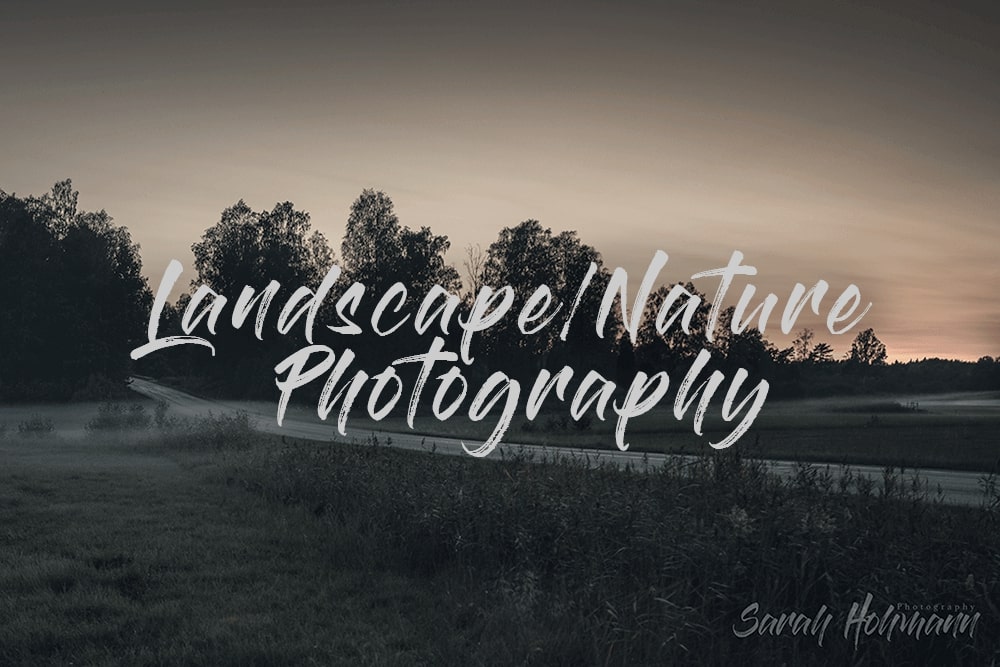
[129,377,992,507]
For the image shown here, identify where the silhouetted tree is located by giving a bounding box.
[188,199,334,394]
[791,328,815,363]
[341,190,402,290]
[973,355,1000,390]
[714,307,776,376]
[477,220,616,379]
[809,341,835,363]
[0,180,151,399]
[337,189,461,373]
[192,200,332,295]
[462,243,486,299]
[615,337,637,387]
[849,328,887,366]
[398,225,462,296]
[635,282,711,373]
[341,189,459,298]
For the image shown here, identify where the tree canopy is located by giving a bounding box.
[341,189,460,298]
[0,180,151,399]
[849,328,888,366]
[182,199,335,394]
[192,199,332,294]
[475,220,617,379]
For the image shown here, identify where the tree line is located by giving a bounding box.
[0,182,150,399]
[1,181,997,401]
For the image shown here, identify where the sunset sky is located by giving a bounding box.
[2,0,997,361]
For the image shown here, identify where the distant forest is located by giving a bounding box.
[1,180,998,402]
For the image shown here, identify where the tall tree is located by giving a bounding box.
[635,282,711,374]
[791,328,815,363]
[809,341,835,363]
[192,199,332,294]
[477,220,616,379]
[188,199,334,394]
[337,189,461,373]
[0,180,151,398]
[713,306,776,376]
[462,243,486,299]
[849,328,887,366]
[340,189,403,292]
[341,189,460,297]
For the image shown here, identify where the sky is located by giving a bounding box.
[1,0,997,361]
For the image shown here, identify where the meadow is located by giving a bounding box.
[2,401,999,665]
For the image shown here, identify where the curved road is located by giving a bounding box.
[129,377,992,506]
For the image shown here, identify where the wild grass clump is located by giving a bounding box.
[153,411,256,452]
[226,438,1000,665]
[153,400,172,429]
[85,402,152,431]
[17,415,54,436]
[94,405,256,453]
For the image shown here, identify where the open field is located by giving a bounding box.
[1,410,999,665]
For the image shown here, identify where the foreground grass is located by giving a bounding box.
[232,437,1000,665]
[3,413,1000,665]
[0,431,479,665]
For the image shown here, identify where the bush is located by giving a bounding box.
[190,412,254,451]
[17,415,54,436]
[151,412,255,452]
[85,402,152,431]
[153,401,172,429]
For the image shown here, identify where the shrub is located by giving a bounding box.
[18,415,54,435]
[153,401,172,429]
[152,412,255,452]
[85,402,152,431]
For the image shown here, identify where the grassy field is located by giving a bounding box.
[2,407,999,665]
[0,429,478,665]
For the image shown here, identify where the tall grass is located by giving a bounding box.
[157,411,256,452]
[224,437,999,665]
[84,401,256,453]
[85,402,152,431]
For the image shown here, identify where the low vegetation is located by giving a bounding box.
[16,415,54,436]
[1,405,997,665]
[85,402,152,431]
[232,438,1000,665]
